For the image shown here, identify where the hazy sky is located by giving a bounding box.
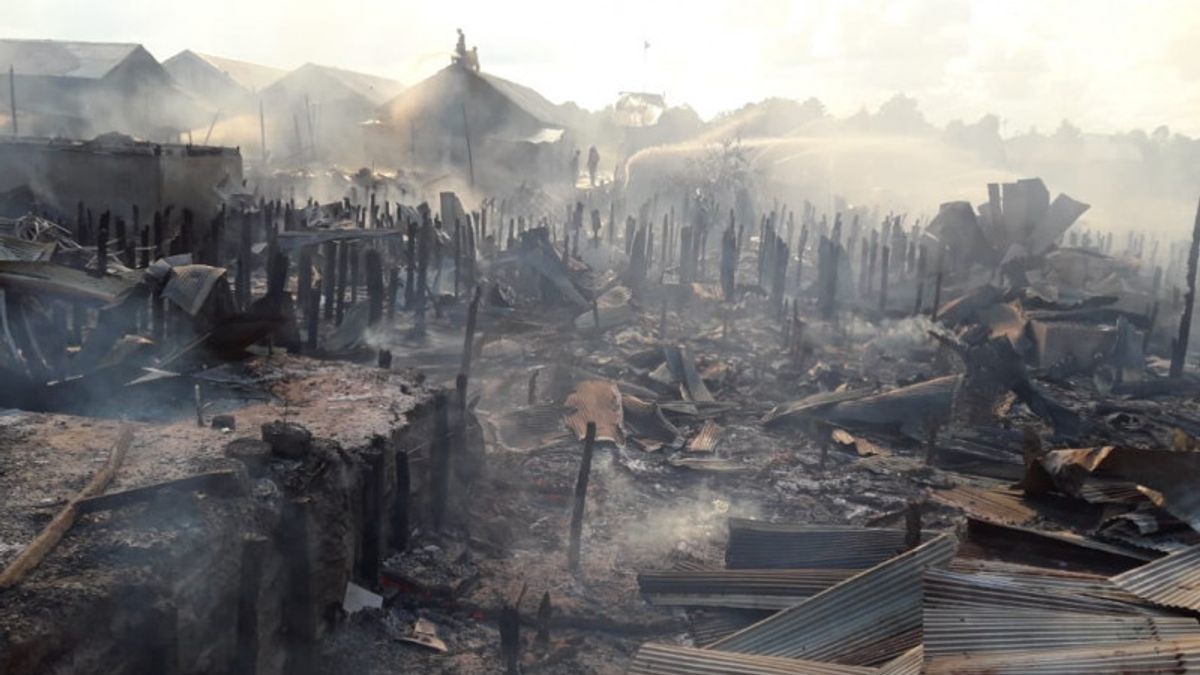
[8,0,1200,135]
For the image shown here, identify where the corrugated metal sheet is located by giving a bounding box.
[925,568,1169,616]
[876,646,922,675]
[708,534,957,665]
[923,637,1200,674]
[924,607,1200,657]
[638,568,856,610]
[930,484,1038,525]
[725,519,928,569]
[687,420,722,453]
[689,610,772,647]
[947,558,1154,607]
[628,643,876,675]
[1112,544,1200,612]
[563,380,624,445]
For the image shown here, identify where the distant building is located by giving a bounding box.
[163,49,285,112]
[614,92,666,128]
[366,63,571,187]
[259,63,404,163]
[0,134,242,220]
[0,38,204,140]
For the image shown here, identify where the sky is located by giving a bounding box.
[7,0,1200,136]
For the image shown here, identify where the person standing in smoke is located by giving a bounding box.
[587,145,600,187]
[569,149,581,187]
[454,29,468,65]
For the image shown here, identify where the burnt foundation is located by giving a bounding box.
[0,356,441,675]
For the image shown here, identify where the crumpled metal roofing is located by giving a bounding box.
[637,568,856,610]
[628,643,875,675]
[1112,543,1200,612]
[725,519,929,570]
[922,637,1200,674]
[709,534,957,665]
[563,379,624,446]
[930,484,1038,526]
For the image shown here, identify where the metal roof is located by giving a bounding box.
[637,568,856,610]
[1112,544,1200,612]
[922,637,1200,674]
[628,643,875,675]
[709,534,957,665]
[725,519,929,569]
[924,568,1170,616]
[0,39,140,79]
[923,607,1200,658]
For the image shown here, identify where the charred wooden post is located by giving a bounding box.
[905,500,923,550]
[659,294,668,341]
[405,220,417,310]
[394,450,411,551]
[297,246,313,326]
[867,231,878,297]
[386,267,399,320]
[912,246,927,316]
[306,281,320,351]
[335,241,349,325]
[931,246,945,321]
[454,217,462,299]
[365,248,384,326]
[1170,197,1200,378]
[879,245,890,313]
[795,223,809,294]
[360,443,386,584]
[567,422,597,573]
[237,210,252,309]
[431,393,451,532]
[139,227,150,269]
[820,238,837,320]
[348,241,360,306]
[95,213,109,277]
[536,592,552,651]
[499,600,520,675]
[720,219,737,302]
[235,536,267,675]
[528,368,539,405]
[194,384,204,427]
[321,241,336,320]
[461,286,481,376]
[115,216,128,266]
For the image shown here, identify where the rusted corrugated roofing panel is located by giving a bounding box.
[628,643,875,675]
[925,568,1170,616]
[1112,544,1200,612]
[708,534,957,665]
[563,379,624,445]
[923,637,1200,674]
[725,519,928,570]
[924,607,1200,658]
[638,568,856,610]
[876,646,922,675]
[689,610,772,647]
[931,484,1038,526]
[947,558,1152,606]
[687,419,722,453]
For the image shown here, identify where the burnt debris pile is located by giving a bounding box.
[5,165,1200,675]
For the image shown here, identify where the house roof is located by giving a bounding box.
[379,65,568,129]
[164,50,285,93]
[0,39,142,79]
[263,63,404,106]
